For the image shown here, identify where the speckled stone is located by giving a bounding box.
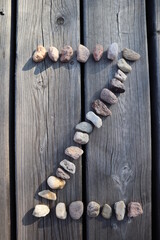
[111,78,125,93]
[56,167,70,180]
[38,190,57,200]
[93,44,103,61]
[47,176,66,190]
[86,111,102,128]
[92,99,112,117]
[115,69,127,82]
[32,204,50,218]
[107,42,118,60]
[33,45,47,62]
[74,131,89,144]
[87,201,100,217]
[75,121,93,134]
[77,44,90,63]
[127,202,143,218]
[114,201,126,221]
[56,202,67,220]
[48,46,59,62]
[65,146,84,160]
[101,204,112,219]
[100,88,118,104]
[69,201,84,220]
[60,45,73,62]
[117,58,132,73]
[60,159,76,174]
[123,48,140,61]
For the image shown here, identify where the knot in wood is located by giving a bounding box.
[57,17,64,25]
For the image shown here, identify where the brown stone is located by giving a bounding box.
[93,44,103,61]
[48,46,59,62]
[65,146,84,160]
[60,45,73,62]
[127,202,143,218]
[123,48,140,61]
[100,88,118,104]
[33,45,47,62]
[111,78,125,93]
[77,44,90,63]
[56,167,70,180]
[92,99,112,117]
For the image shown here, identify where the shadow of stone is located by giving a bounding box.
[22,57,36,71]
[22,208,39,226]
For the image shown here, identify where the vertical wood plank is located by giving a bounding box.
[0,0,11,239]
[15,0,82,239]
[83,0,151,239]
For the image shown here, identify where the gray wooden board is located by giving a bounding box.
[83,0,151,239]
[0,0,11,239]
[15,0,82,239]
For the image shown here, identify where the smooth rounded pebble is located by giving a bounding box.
[38,190,57,200]
[87,201,100,217]
[65,146,84,160]
[33,45,47,62]
[75,121,93,133]
[115,69,127,82]
[56,202,67,220]
[56,167,70,180]
[117,58,132,73]
[100,88,118,105]
[77,44,90,63]
[48,46,59,62]
[86,111,102,128]
[101,204,112,219]
[92,99,112,117]
[47,176,66,190]
[69,201,84,220]
[107,42,118,60]
[74,131,89,144]
[111,78,125,93]
[93,44,103,61]
[123,48,140,61]
[127,202,143,218]
[32,204,50,218]
[60,45,73,62]
[60,159,76,174]
[114,201,126,221]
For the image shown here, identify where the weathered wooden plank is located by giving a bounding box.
[0,0,11,239]
[15,0,82,239]
[84,0,151,239]
[147,0,160,239]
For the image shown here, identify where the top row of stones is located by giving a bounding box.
[32,43,141,63]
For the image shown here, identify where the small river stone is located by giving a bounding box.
[77,44,90,63]
[32,204,50,218]
[56,202,67,220]
[69,201,84,220]
[93,44,103,61]
[107,42,118,60]
[86,111,102,128]
[127,202,143,218]
[114,201,126,221]
[115,69,127,82]
[47,176,66,190]
[74,131,89,144]
[48,46,59,62]
[56,167,70,180]
[100,88,118,104]
[60,45,73,62]
[111,78,125,93]
[38,190,57,200]
[33,45,47,62]
[101,204,112,219]
[123,48,140,61]
[75,121,93,134]
[65,146,84,160]
[92,99,112,117]
[117,58,132,73]
[60,159,76,174]
[87,201,100,217]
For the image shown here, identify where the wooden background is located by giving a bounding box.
[0,0,155,239]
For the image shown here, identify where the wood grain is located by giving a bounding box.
[0,0,11,239]
[15,0,82,239]
[83,0,151,239]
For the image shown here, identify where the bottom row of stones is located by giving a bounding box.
[33,201,143,221]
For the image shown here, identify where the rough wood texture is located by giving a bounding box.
[15,0,82,239]
[0,0,11,239]
[83,0,151,239]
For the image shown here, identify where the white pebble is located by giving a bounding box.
[86,111,102,128]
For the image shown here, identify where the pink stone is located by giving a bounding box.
[60,45,73,62]
[128,202,143,218]
[93,44,103,61]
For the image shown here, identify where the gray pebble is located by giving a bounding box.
[111,78,125,93]
[117,58,132,73]
[75,121,93,134]
[87,201,100,217]
[100,88,118,104]
[101,204,112,219]
[115,69,127,82]
[107,42,118,60]
[74,131,89,144]
[123,48,140,61]
[86,111,102,128]
[77,44,90,63]
[60,159,76,174]
[56,167,70,180]
[69,201,84,220]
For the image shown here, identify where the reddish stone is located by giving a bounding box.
[128,202,143,218]
[93,44,103,61]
